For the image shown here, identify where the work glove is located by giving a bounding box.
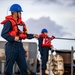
[52,35,55,39]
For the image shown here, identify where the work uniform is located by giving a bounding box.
[1,15,34,75]
[38,33,54,75]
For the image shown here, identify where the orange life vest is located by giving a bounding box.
[1,15,27,39]
[39,34,53,47]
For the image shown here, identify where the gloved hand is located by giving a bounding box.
[14,36,19,41]
[52,35,55,39]
[33,34,39,39]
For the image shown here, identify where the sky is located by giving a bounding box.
[0,0,75,50]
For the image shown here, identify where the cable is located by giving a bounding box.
[55,37,75,40]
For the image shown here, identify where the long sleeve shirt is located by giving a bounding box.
[1,21,34,42]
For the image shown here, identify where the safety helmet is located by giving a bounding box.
[41,28,48,33]
[9,4,23,12]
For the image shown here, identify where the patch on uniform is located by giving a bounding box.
[18,25,23,32]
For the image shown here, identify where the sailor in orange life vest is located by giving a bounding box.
[1,4,38,75]
[38,28,55,75]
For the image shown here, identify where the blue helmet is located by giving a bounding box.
[9,4,23,12]
[41,28,48,33]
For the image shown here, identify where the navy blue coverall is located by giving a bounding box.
[1,21,34,75]
[38,37,50,73]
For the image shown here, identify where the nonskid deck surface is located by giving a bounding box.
[0,73,40,75]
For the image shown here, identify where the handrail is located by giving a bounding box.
[55,37,75,40]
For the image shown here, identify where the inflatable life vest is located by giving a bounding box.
[39,34,54,47]
[1,15,27,39]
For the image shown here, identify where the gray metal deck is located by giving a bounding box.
[0,72,40,75]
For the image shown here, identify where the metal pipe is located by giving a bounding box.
[55,37,75,40]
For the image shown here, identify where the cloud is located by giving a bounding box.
[69,0,75,6]
[26,17,70,37]
[33,0,75,6]
[34,0,61,4]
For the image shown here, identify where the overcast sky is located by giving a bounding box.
[0,0,75,50]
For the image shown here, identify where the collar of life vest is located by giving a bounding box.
[0,15,23,25]
[39,33,49,38]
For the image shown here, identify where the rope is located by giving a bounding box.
[55,37,75,40]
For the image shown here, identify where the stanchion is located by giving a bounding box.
[0,60,5,74]
[40,58,42,75]
[71,46,74,75]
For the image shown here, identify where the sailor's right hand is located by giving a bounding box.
[14,36,19,41]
